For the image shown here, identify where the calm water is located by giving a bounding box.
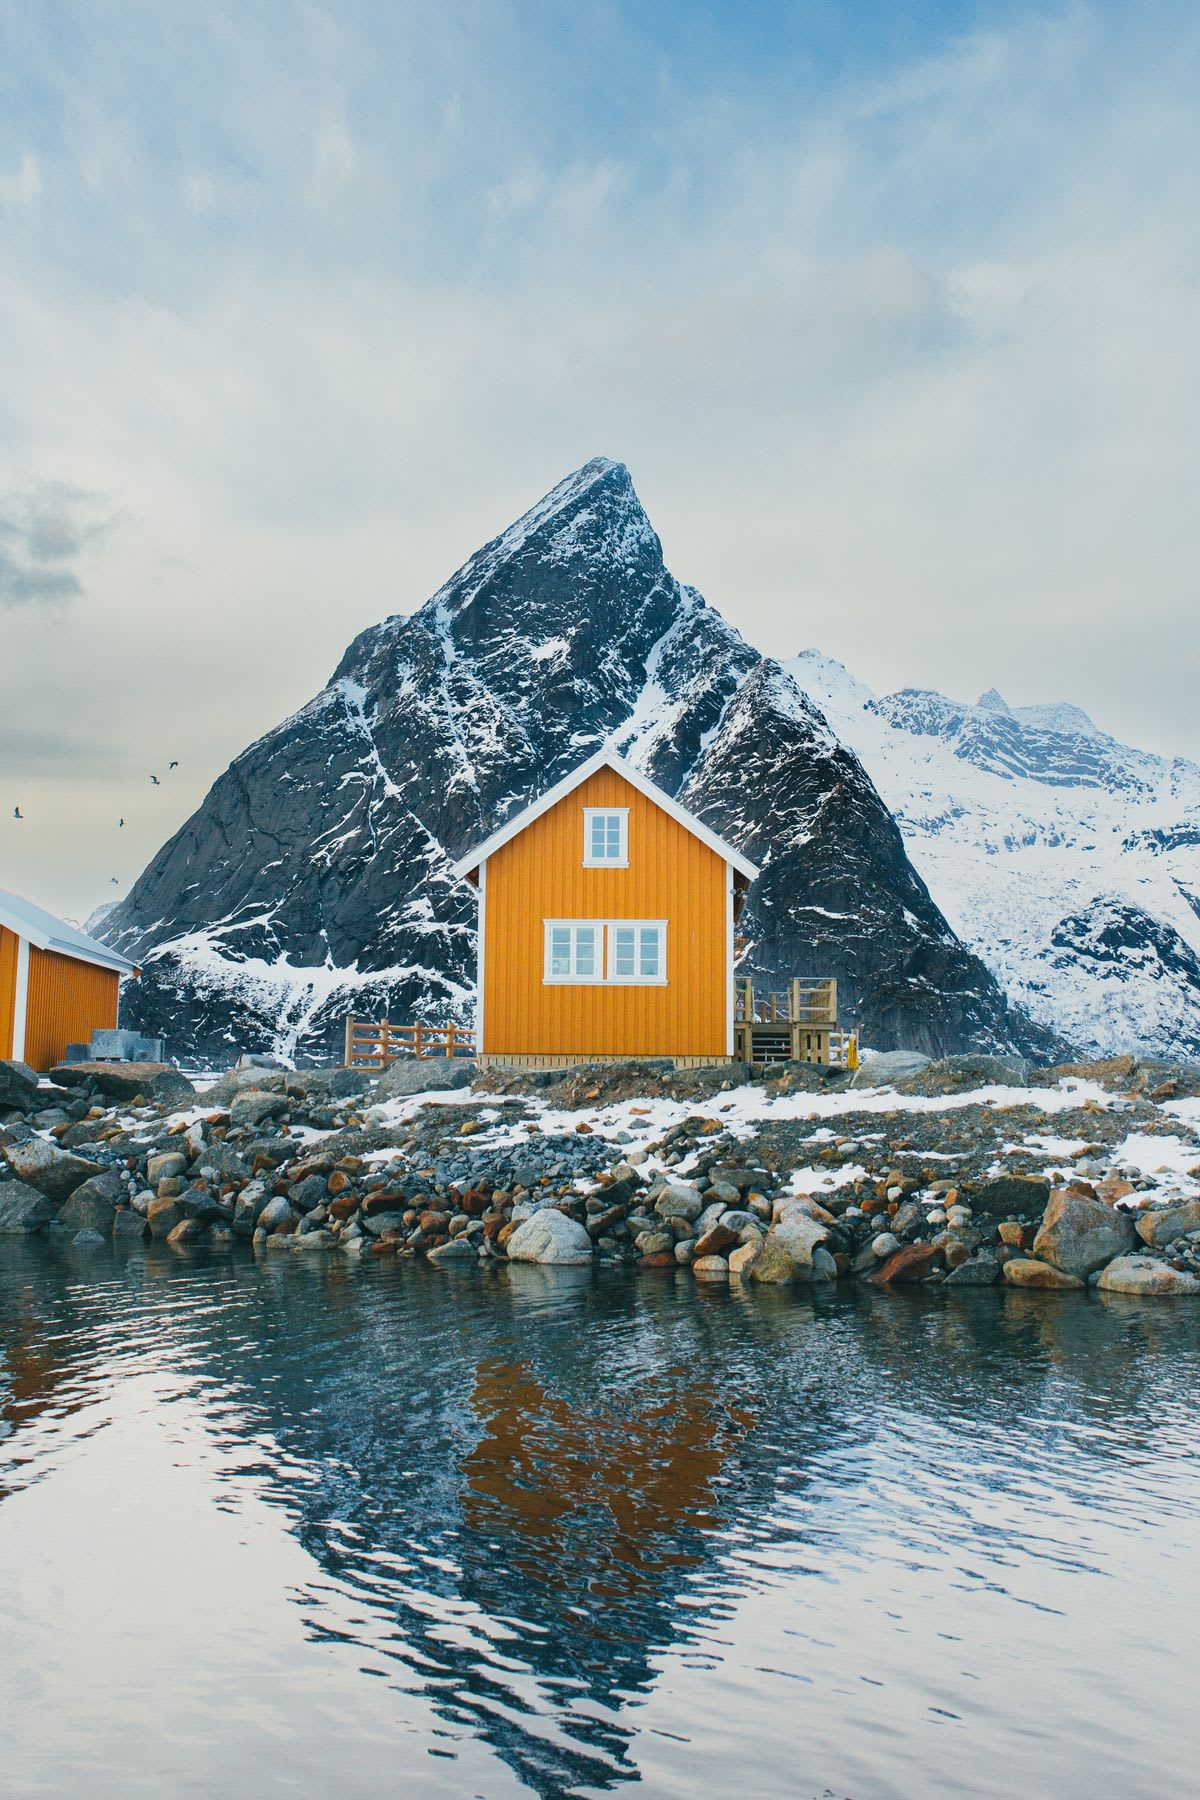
[1,1243,1198,1799]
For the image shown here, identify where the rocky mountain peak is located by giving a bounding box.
[101,462,1053,1065]
[976,687,1015,716]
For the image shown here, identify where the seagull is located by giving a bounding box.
[150,774,161,786]
[109,877,119,885]
[118,818,124,828]
[13,806,22,820]
[169,760,179,769]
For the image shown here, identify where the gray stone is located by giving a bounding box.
[360,1210,405,1237]
[257,1194,295,1232]
[71,1227,106,1247]
[506,1208,594,1265]
[771,1203,830,1269]
[0,1059,39,1110]
[1033,1188,1135,1279]
[328,1068,376,1099]
[850,1050,931,1089]
[811,1246,838,1282]
[2,1138,104,1204]
[427,1237,477,1263]
[0,1180,55,1233]
[871,1232,901,1258]
[1136,1201,1200,1248]
[375,1057,475,1099]
[969,1176,1052,1218]
[51,1170,123,1235]
[230,1089,289,1129]
[147,1151,187,1185]
[112,1209,149,1242]
[1097,1256,1200,1296]
[945,1251,1001,1286]
[654,1184,703,1223]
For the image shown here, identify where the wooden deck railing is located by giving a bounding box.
[344,1016,476,1069]
[735,977,838,1027]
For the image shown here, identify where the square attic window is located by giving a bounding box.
[583,808,629,867]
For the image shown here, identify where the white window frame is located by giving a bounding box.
[543,919,667,986]
[582,807,629,868]
[543,921,606,984]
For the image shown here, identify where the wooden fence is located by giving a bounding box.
[343,1016,476,1069]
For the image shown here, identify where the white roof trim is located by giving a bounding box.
[450,749,760,883]
[0,888,137,975]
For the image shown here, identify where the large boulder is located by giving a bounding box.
[229,1089,289,1129]
[968,1176,1051,1218]
[50,1061,195,1107]
[0,1060,40,1111]
[771,1203,830,1270]
[0,1180,55,1233]
[505,1207,594,1265]
[653,1184,704,1223]
[1136,1202,1200,1248]
[147,1194,187,1238]
[50,1170,123,1235]
[1097,1257,1200,1296]
[1032,1188,1135,1279]
[2,1139,104,1204]
[375,1057,475,1099]
[850,1051,930,1089]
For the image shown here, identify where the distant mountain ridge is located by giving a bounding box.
[789,651,1200,1057]
[99,458,1051,1065]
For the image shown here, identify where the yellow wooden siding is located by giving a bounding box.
[0,926,17,1060]
[23,947,119,1073]
[483,767,728,1058]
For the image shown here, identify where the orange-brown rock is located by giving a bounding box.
[871,1243,944,1285]
[329,1193,359,1221]
[694,1224,740,1257]
[1002,1258,1084,1290]
[327,1170,352,1195]
[998,1221,1027,1248]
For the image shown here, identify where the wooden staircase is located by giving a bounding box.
[733,977,858,1069]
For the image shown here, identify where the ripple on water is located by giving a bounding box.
[2,1242,1200,1798]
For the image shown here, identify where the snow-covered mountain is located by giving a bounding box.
[789,652,1200,1058]
[99,458,1049,1065]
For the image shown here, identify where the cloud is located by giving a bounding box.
[0,483,111,608]
[0,0,1198,916]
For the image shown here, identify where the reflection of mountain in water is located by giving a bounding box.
[3,1245,1200,1794]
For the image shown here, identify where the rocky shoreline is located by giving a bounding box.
[3,1051,1200,1299]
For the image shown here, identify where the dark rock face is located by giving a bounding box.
[101,458,1060,1065]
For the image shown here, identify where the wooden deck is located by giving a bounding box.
[733,978,858,1068]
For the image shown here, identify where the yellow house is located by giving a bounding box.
[0,888,137,1073]
[451,750,759,1068]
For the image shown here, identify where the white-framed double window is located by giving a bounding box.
[583,808,629,867]
[544,919,667,985]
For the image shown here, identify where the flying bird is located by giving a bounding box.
[109,877,119,885]
[118,818,124,828]
[150,774,161,786]
[169,760,179,769]
[13,806,22,820]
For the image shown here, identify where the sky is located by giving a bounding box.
[1,0,1198,921]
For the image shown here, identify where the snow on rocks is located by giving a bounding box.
[3,1051,1200,1293]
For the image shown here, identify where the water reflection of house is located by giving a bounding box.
[461,1358,754,1604]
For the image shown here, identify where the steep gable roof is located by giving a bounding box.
[450,749,760,883]
[0,888,137,975]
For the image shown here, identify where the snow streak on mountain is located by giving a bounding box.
[789,653,1200,1059]
[101,458,1055,1065]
